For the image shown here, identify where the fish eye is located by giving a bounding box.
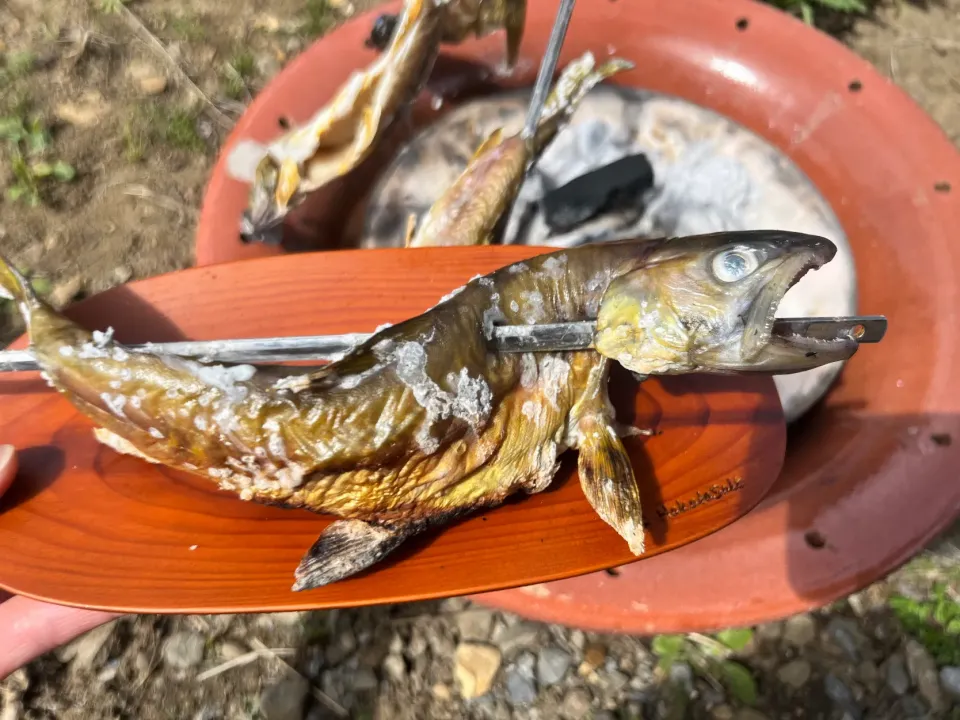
[711,248,760,283]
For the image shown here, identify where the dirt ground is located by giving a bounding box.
[1,0,959,718]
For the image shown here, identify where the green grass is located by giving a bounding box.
[97,0,129,14]
[890,583,960,666]
[650,629,759,708]
[167,14,206,41]
[767,0,868,24]
[222,51,257,100]
[303,0,336,38]
[0,114,75,206]
[136,104,206,153]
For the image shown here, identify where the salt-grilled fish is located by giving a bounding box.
[406,52,633,248]
[0,231,854,590]
[240,0,446,245]
[240,0,529,246]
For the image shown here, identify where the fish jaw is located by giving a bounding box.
[593,230,849,375]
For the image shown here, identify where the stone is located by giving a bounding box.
[388,633,404,656]
[783,614,817,648]
[505,665,537,706]
[537,647,573,686]
[432,683,452,701]
[856,660,879,690]
[823,674,861,720]
[55,91,109,127]
[884,653,911,695]
[939,666,960,701]
[733,708,770,720]
[382,654,405,682]
[777,659,811,689]
[756,622,782,642]
[733,711,770,720]
[325,630,357,665]
[57,620,117,668]
[569,630,585,650]
[600,670,629,696]
[668,663,694,694]
[260,674,310,720]
[406,630,428,658]
[454,643,501,699]
[560,688,592,719]
[492,622,540,657]
[905,639,944,712]
[97,659,120,683]
[825,617,867,661]
[219,642,247,661]
[711,706,734,720]
[126,60,167,95]
[579,643,607,675]
[457,609,495,642]
[50,276,83,309]
[162,631,205,670]
[352,668,378,692]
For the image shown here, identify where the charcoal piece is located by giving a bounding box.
[540,153,655,235]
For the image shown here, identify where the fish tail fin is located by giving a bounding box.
[503,0,527,70]
[0,253,35,307]
[534,52,635,151]
[293,519,408,591]
[577,413,646,555]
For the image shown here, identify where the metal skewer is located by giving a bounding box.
[520,0,578,141]
[0,316,887,372]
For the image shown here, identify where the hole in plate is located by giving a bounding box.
[735,17,749,30]
[805,530,827,549]
[277,116,291,129]
[931,433,952,447]
[605,567,621,577]
[934,181,951,193]
[848,79,863,92]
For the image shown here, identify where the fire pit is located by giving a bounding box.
[195,0,960,630]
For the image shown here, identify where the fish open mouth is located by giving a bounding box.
[739,245,857,371]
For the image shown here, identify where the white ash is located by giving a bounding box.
[518,290,546,325]
[374,322,394,332]
[148,427,164,439]
[59,346,74,357]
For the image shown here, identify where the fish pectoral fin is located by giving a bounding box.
[577,415,646,555]
[469,128,505,161]
[292,519,408,591]
[403,212,418,247]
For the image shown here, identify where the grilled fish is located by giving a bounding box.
[406,52,632,248]
[239,0,529,246]
[240,0,446,245]
[0,231,853,590]
[367,0,527,70]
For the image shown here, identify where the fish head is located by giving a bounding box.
[239,154,298,246]
[594,230,857,375]
[365,13,398,50]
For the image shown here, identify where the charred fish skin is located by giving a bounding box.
[406,52,634,248]
[240,0,446,244]
[0,230,846,590]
